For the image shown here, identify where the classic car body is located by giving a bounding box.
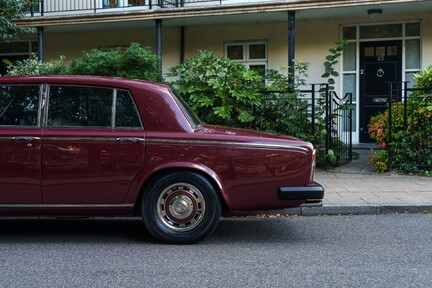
[0,75,324,243]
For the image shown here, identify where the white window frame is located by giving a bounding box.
[225,41,268,71]
[340,21,422,144]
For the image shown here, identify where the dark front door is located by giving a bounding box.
[359,40,402,143]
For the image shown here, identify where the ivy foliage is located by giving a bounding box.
[167,50,263,126]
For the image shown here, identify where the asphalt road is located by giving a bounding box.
[0,214,431,288]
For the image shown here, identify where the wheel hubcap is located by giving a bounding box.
[157,183,206,231]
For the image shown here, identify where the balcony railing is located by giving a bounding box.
[28,0,262,16]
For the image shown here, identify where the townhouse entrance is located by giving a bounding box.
[359,40,402,142]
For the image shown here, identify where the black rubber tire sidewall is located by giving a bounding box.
[141,171,221,244]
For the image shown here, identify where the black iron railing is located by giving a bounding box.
[254,84,353,166]
[386,82,432,171]
[27,0,257,16]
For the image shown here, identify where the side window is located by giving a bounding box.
[47,85,113,128]
[0,84,40,127]
[115,90,142,128]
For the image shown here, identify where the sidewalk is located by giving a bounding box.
[285,147,432,216]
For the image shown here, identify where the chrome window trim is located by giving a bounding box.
[146,138,308,152]
[0,136,42,141]
[111,88,117,128]
[44,137,145,143]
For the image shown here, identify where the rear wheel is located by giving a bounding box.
[141,171,221,244]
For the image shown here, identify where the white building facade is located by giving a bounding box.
[4,0,432,143]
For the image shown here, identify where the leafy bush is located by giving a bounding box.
[260,64,311,139]
[167,50,263,126]
[68,43,162,82]
[5,54,66,76]
[368,66,432,174]
[5,43,162,82]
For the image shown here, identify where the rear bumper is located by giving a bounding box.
[278,182,325,203]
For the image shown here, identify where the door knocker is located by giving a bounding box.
[377,68,385,78]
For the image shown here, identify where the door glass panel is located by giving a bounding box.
[115,90,142,128]
[406,22,420,37]
[376,47,385,56]
[0,85,40,126]
[405,72,417,89]
[360,24,402,39]
[406,40,420,69]
[387,46,397,56]
[343,42,356,71]
[343,74,356,132]
[343,27,356,40]
[47,85,113,128]
[364,47,375,57]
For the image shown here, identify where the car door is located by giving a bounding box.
[41,84,145,204]
[0,84,42,204]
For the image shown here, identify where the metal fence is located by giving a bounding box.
[387,82,432,171]
[28,0,263,15]
[254,84,353,166]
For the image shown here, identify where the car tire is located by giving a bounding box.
[141,171,221,244]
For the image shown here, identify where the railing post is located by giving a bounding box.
[403,81,408,131]
[349,92,353,161]
[325,84,330,166]
[388,82,393,171]
[41,0,44,16]
[311,84,315,137]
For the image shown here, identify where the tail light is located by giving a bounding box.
[310,149,316,182]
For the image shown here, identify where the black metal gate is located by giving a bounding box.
[255,84,353,166]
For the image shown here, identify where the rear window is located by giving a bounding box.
[0,84,40,127]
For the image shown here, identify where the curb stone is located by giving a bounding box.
[226,204,432,218]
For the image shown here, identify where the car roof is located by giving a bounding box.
[0,75,170,91]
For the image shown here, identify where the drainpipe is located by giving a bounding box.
[288,11,296,88]
[155,19,163,73]
[37,27,44,62]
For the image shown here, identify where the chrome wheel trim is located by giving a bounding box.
[156,182,206,232]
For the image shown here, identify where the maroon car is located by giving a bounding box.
[0,75,323,243]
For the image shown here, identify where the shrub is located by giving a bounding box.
[5,43,162,82]
[167,50,263,126]
[261,64,311,139]
[368,66,432,174]
[5,54,66,76]
[68,43,162,82]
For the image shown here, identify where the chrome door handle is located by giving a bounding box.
[12,136,41,142]
[116,138,144,143]
[12,136,40,148]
